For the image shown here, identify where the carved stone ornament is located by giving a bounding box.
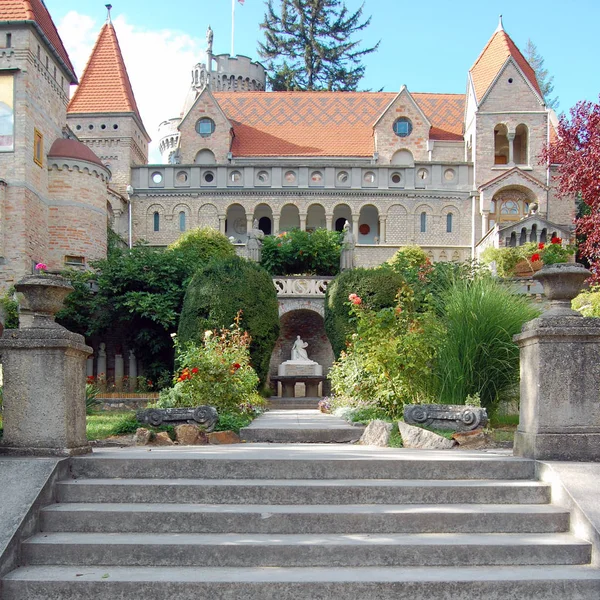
[403,404,488,432]
[136,406,218,431]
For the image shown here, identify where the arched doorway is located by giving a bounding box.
[280,204,300,232]
[333,203,352,232]
[269,308,335,397]
[225,203,247,242]
[254,203,273,235]
[307,203,326,231]
[358,204,379,243]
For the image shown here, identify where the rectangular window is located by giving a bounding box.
[64,255,85,267]
[0,74,14,152]
[33,129,43,166]
[5,34,11,48]
[420,212,427,233]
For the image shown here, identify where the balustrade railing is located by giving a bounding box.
[273,277,333,297]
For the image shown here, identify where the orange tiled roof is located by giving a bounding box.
[68,22,141,118]
[213,91,464,157]
[470,26,542,103]
[0,0,76,82]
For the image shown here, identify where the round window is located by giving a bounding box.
[176,171,188,183]
[196,118,216,137]
[444,169,456,181]
[363,171,376,183]
[417,168,429,180]
[230,170,242,183]
[204,171,215,183]
[151,172,163,184]
[284,170,297,183]
[337,171,349,184]
[257,170,269,183]
[393,117,413,137]
[391,172,402,184]
[311,171,323,183]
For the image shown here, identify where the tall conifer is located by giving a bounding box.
[524,39,559,110]
[258,0,379,91]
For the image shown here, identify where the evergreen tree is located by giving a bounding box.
[258,0,379,91]
[524,39,559,110]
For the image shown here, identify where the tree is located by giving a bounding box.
[542,97,600,280]
[258,0,379,91]
[524,39,559,110]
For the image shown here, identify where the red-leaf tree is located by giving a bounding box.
[542,96,600,281]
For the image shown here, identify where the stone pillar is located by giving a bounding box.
[351,214,360,239]
[0,275,92,456]
[114,352,124,392]
[299,214,307,232]
[379,216,387,243]
[325,214,333,231]
[273,214,280,235]
[481,210,490,234]
[129,350,137,391]
[97,342,107,389]
[507,132,515,165]
[218,215,226,235]
[514,267,600,461]
[86,354,94,377]
[246,214,253,237]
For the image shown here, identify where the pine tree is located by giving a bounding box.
[524,39,559,110]
[258,0,379,91]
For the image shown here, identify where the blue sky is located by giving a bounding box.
[48,0,600,161]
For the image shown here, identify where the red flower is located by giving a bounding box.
[348,293,357,301]
[551,236,562,245]
[191,367,199,374]
[538,243,545,249]
[233,363,241,370]
[531,253,541,262]
[351,296,362,305]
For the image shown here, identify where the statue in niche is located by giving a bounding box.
[246,218,264,262]
[291,335,310,362]
[340,220,355,271]
[206,25,214,54]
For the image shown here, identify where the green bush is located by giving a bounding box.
[480,243,537,277]
[433,275,540,412]
[0,287,19,330]
[260,228,342,276]
[178,256,279,384]
[573,288,600,316]
[386,245,429,272]
[324,268,405,357]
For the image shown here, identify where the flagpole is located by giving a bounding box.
[231,0,235,56]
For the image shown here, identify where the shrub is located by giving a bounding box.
[85,384,100,415]
[178,256,279,384]
[433,275,540,412]
[573,288,600,316]
[0,287,19,330]
[260,228,342,276]
[324,267,405,357]
[480,243,537,277]
[386,245,429,272]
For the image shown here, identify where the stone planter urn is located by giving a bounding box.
[533,263,589,317]
[15,274,73,328]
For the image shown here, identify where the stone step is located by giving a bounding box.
[22,532,592,568]
[56,478,552,505]
[268,398,320,410]
[69,450,537,481]
[40,503,570,535]
[5,565,600,600]
[240,427,364,442]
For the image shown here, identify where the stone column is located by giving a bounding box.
[97,342,107,390]
[129,350,137,391]
[299,214,307,232]
[379,216,387,243]
[272,214,280,235]
[0,275,92,456]
[325,214,333,231]
[218,215,226,235]
[114,352,124,392]
[507,132,515,165]
[351,214,360,239]
[481,210,490,234]
[246,214,253,237]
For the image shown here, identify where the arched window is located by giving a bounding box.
[153,211,160,232]
[179,211,186,232]
[446,213,453,233]
[514,124,529,165]
[258,216,272,235]
[494,124,509,165]
[335,217,347,232]
[420,212,427,233]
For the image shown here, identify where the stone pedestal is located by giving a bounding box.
[513,316,600,461]
[278,360,323,377]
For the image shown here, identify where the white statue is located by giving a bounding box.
[246,218,264,262]
[291,335,310,361]
[340,220,355,271]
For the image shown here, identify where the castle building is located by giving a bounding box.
[0,2,574,290]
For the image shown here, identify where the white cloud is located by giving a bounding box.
[58,11,206,163]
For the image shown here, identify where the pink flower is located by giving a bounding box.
[348,293,358,301]
[35,262,47,271]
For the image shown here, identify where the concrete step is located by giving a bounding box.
[69,450,537,481]
[40,503,570,534]
[56,478,552,505]
[22,532,592,567]
[5,565,600,599]
[268,398,320,410]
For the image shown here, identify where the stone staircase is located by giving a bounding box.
[3,446,600,599]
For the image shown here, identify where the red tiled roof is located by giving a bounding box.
[68,22,141,118]
[48,138,104,167]
[213,91,464,157]
[470,27,542,103]
[0,0,76,82]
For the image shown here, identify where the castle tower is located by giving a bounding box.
[67,10,150,199]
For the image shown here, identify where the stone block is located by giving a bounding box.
[134,428,152,446]
[452,428,491,449]
[404,404,488,431]
[175,424,208,446]
[207,430,242,444]
[152,432,174,446]
[397,421,457,450]
[360,420,392,447]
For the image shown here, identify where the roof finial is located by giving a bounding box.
[496,14,504,32]
[105,4,113,23]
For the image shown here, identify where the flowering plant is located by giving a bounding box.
[530,237,575,266]
[318,397,332,413]
[34,262,47,273]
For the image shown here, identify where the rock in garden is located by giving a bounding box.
[452,428,492,449]
[360,420,392,447]
[175,424,208,445]
[153,431,174,446]
[207,430,242,445]
[398,421,457,450]
[134,428,152,446]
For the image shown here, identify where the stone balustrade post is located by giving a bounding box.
[114,352,124,392]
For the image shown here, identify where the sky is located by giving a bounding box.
[48,0,600,163]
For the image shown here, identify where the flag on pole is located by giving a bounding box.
[238,0,244,4]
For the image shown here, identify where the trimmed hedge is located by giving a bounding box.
[324,268,405,358]
[177,256,279,385]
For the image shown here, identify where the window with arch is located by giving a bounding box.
[494,124,509,165]
[446,213,453,233]
[514,124,529,165]
[153,211,160,232]
[195,117,215,137]
[179,211,186,232]
[500,200,519,215]
[420,212,427,233]
[335,217,347,232]
[258,216,272,235]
